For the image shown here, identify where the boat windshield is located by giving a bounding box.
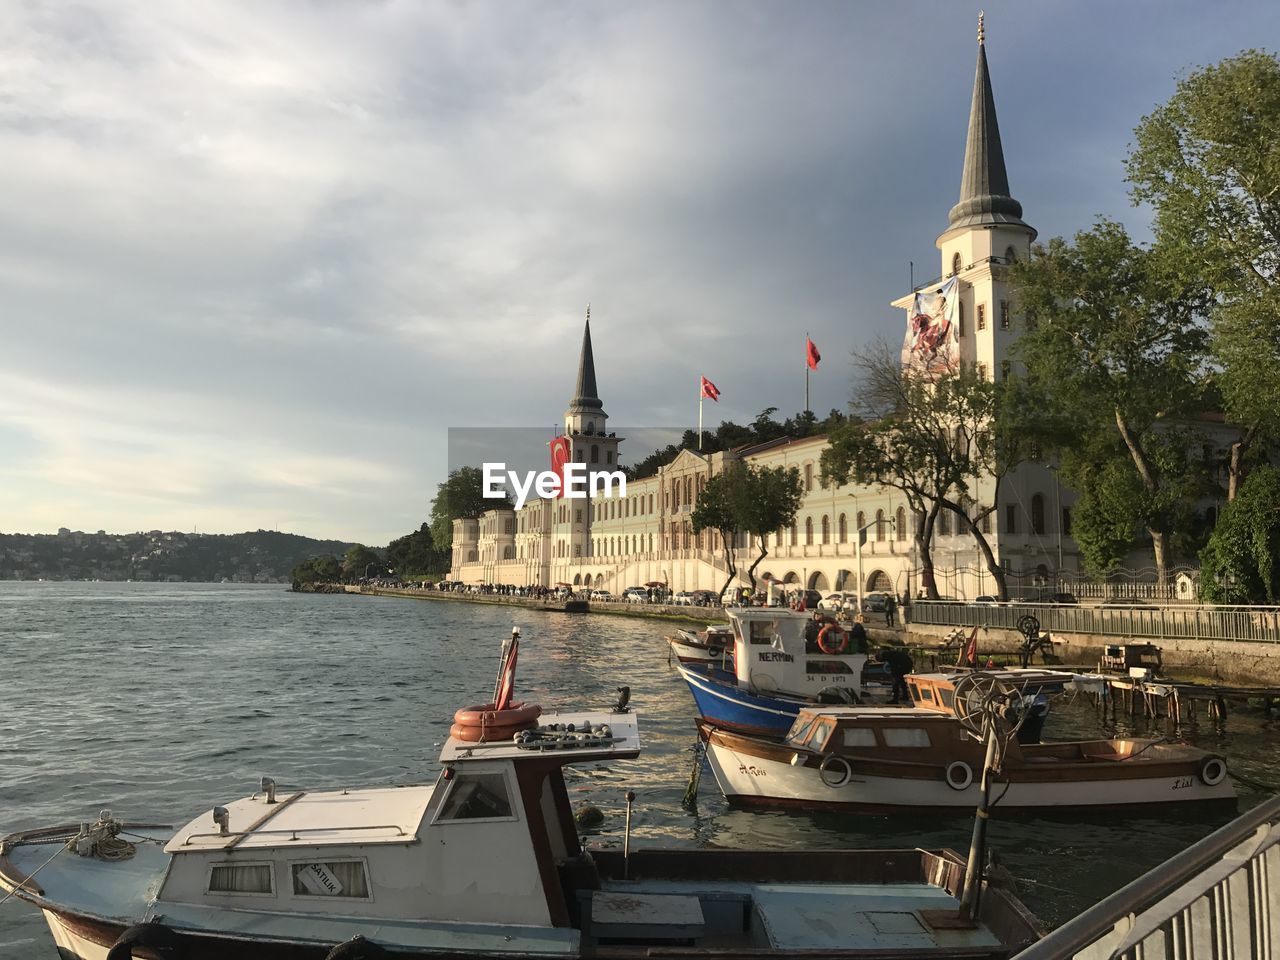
[785,715,816,745]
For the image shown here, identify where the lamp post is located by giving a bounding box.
[1049,464,1063,584]
[855,517,894,614]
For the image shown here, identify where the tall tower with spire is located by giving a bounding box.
[935,12,1036,374]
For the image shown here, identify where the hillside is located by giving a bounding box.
[0,529,358,583]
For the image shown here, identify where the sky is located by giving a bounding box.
[2,0,1277,546]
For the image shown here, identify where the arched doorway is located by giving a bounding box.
[808,571,829,591]
[835,569,852,590]
[596,573,606,587]
[867,570,892,592]
[782,571,800,584]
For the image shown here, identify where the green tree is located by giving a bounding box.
[1128,51,1280,498]
[734,463,804,590]
[1200,465,1280,603]
[386,523,446,577]
[691,464,744,599]
[342,544,383,580]
[429,467,509,553]
[291,553,340,587]
[1011,220,1212,582]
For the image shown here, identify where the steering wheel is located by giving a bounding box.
[1016,615,1040,639]
[951,672,1020,740]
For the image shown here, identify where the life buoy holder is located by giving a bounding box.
[817,624,849,655]
[818,754,853,788]
[1198,756,1227,787]
[449,701,542,743]
[105,921,189,960]
[945,760,974,791]
[325,935,392,960]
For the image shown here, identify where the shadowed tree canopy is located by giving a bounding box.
[429,466,511,553]
[386,523,448,577]
[691,462,744,600]
[1127,50,1280,497]
[735,463,804,590]
[1200,465,1280,603]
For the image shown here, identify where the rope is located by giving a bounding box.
[70,813,137,861]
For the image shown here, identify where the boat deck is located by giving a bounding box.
[1,825,171,923]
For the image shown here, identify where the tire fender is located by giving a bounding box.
[1198,756,1227,787]
[105,922,189,960]
[818,754,853,788]
[945,760,974,791]
[325,935,392,960]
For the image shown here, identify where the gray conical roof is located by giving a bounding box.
[947,37,1032,233]
[570,315,602,411]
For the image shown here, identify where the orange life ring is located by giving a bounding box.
[450,701,542,742]
[817,624,849,655]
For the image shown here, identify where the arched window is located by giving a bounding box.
[672,482,680,510]
[1005,245,1017,264]
[895,506,907,541]
[685,476,693,503]
[805,517,814,545]
[1031,494,1046,535]
[856,511,865,541]
[938,511,951,536]
[790,522,798,546]
[590,444,599,464]
[838,513,847,543]
[821,515,830,544]
[875,509,886,541]
[804,463,813,492]
[952,252,962,276]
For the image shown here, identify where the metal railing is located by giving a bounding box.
[1013,795,1280,960]
[911,601,1280,644]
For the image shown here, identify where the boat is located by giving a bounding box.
[0,631,1044,959]
[674,607,872,737]
[665,624,734,664]
[699,670,1236,815]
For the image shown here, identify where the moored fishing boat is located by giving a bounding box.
[665,624,734,664]
[699,671,1236,815]
[0,631,1044,959]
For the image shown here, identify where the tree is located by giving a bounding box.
[291,553,340,587]
[1200,465,1280,604]
[342,544,383,580]
[734,463,804,590]
[1128,51,1280,498]
[386,523,447,577]
[691,465,743,600]
[429,467,509,552]
[821,343,957,599]
[1010,220,1213,582]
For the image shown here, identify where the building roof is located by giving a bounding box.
[946,21,1034,237]
[569,313,602,412]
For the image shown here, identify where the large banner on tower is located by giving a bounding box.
[903,276,959,377]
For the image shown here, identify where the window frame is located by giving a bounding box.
[205,860,276,898]
[432,768,520,825]
[288,857,374,902]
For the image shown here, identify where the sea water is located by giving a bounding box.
[0,581,1274,956]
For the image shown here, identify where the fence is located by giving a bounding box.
[1013,795,1280,960]
[912,600,1280,644]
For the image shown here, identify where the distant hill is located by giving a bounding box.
[0,529,359,583]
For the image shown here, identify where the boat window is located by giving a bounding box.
[749,620,777,645]
[915,686,934,702]
[809,720,836,750]
[806,659,851,674]
[208,862,273,895]
[291,860,370,898]
[882,728,932,748]
[939,689,955,709]
[437,772,514,821]
[842,728,876,747]
[785,716,815,744]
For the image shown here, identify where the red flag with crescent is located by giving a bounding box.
[700,376,720,402]
[549,435,571,498]
[806,337,822,370]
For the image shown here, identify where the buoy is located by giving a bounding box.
[449,701,542,742]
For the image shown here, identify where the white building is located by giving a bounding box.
[450,28,1087,599]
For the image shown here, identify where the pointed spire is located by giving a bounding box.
[946,15,1032,234]
[570,304,602,411]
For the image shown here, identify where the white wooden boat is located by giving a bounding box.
[700,671,1236,815]
[664,624,734,664]
[0,634,1044,959]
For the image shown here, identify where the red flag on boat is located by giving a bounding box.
[700,376,720,401]
[495,635,519,710]
[806,337,821,370]
[959,625,979,668]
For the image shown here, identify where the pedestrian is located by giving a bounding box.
[900,591,911,625]
[883,646,914,704]
[885,595,896,627]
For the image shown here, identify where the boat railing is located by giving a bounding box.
[1011,794,1280,960]
[182,823,408,845]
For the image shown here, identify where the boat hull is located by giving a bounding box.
[676,661,803,737]
[701,723,1238,814]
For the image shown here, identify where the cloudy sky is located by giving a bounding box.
[2,1,1276,545]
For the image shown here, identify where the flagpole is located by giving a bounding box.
[698,383,704,451]
[805,332,810,414]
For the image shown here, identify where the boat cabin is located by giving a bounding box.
[154,710,640,936]
[906,669,1072,715]
[726,608,866,696]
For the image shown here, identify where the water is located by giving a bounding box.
[1,582,1276,956]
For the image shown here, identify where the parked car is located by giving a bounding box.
[1100,597,1148,607]
[590,589,614,601]
[689,589,717,606]
[1025,592,1079,605]
[974,595,998,604]
[861,592,893,613]
[672,591,693,605]
[622,586,649,604]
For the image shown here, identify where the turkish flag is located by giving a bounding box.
[700,376,720,401]
[549,436,570,498]
[495,636,519,710]
[806,337,821,370]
